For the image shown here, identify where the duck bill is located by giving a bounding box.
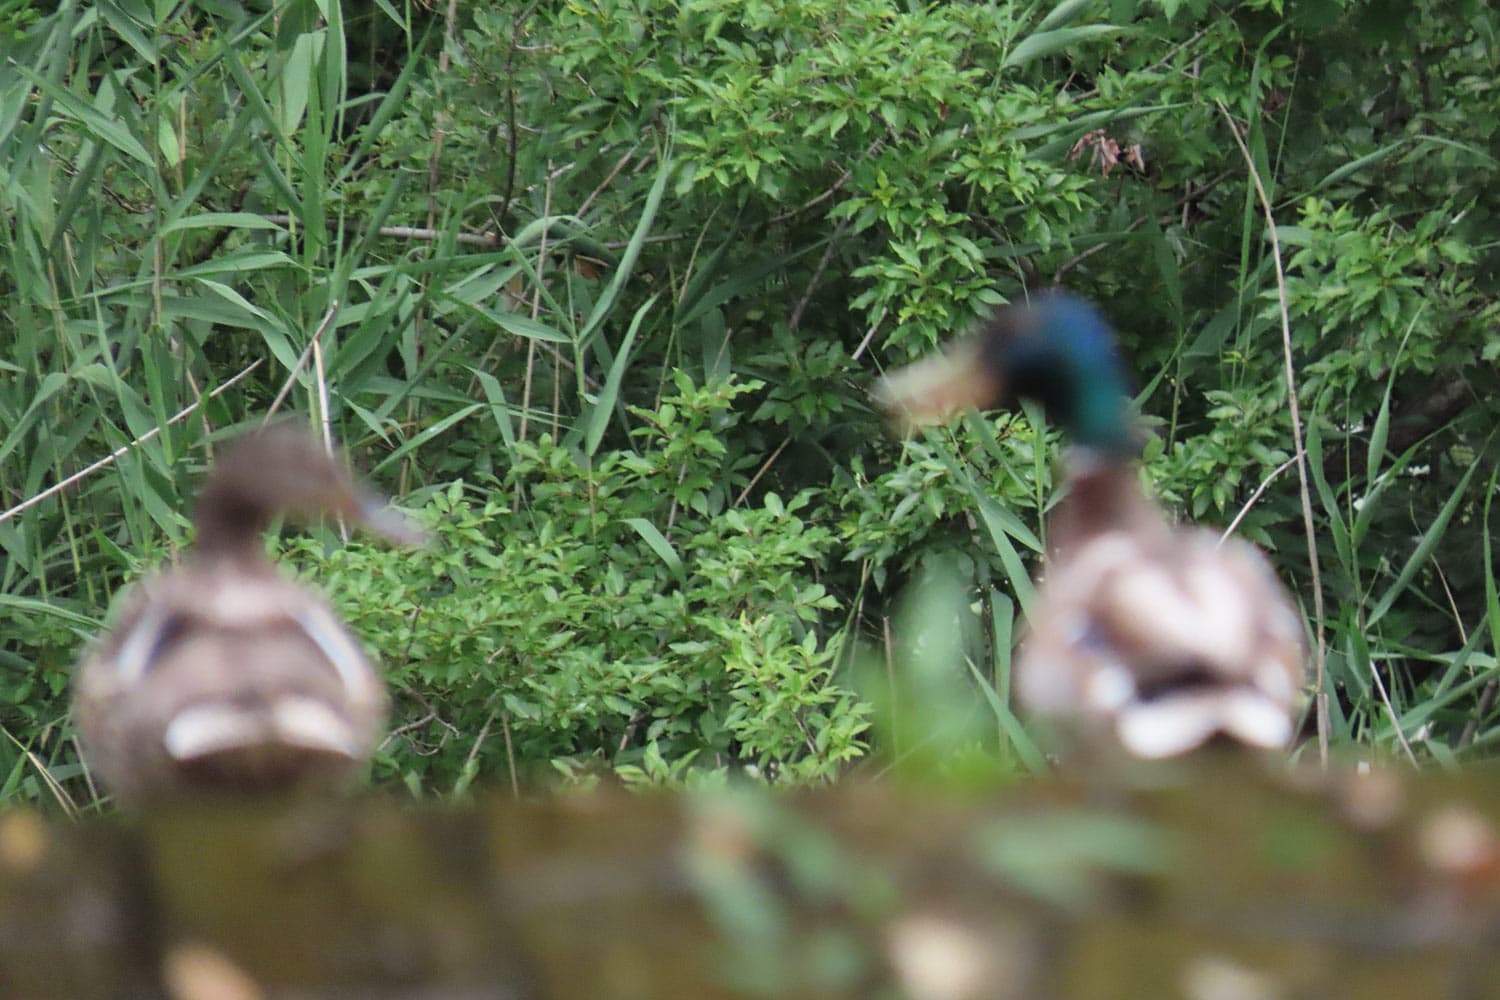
[872,337,1004,432]
[354,490,428,547]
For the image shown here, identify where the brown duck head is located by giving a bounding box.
[192,424,425,559]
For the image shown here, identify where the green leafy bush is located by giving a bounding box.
[298,374,867,793]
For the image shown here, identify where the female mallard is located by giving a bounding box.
[874,294,1305,759]
[74,425,422,803]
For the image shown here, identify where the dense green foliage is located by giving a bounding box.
[2,0,1497,807]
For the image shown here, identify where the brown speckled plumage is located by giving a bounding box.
[73,425,420,803]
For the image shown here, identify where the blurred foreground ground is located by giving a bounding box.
[1,760,1497,999]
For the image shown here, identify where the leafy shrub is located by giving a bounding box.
[299,374,868,793]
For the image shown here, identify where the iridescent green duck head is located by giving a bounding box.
[874,292,1138,459]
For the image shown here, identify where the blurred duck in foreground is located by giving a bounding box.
[74,425,423,804]
[873,293,1306,759]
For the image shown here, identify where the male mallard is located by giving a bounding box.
[74,425,422,803]
[874,294,1306,759]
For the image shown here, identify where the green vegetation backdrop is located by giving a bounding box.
[2,0,1497,807]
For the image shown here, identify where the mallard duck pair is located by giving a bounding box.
[875,294,1306,759]
[74,426,421,804]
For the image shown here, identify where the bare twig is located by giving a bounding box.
[263,302,340,423]
[1053,169,1235,283]
[578,143,644,219]
[883,615,898,757]
[1219,453,1300,544]
[666,459,688,531]
[617,711,645,752]
[463,709,498,783]
[1074,28,1210,101]
[382,685,461,756]
[1459,679,1498,750]
[259,215,505,248]
[313,336,334,456]
[516,162,555,448]
[733,438,791,509]
[501,709,519,798]
[768,166,857,224]
[311,333,347,542]
[850,305,888,362]
[788,222,848,334]
[495,5,540,228]
[402,0,462,497]
[1367,655,1421,768]
[1,359,263,525]
[1051,240,1109,283]
[602,232,688,250]
[383,708,439,744]
[1219,101,1329,767]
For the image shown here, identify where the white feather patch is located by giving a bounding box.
[1180,561,1255,664]
[1083,662,1136,713]
[1115,688,1294,759]
[1216,690,1295,749]
[271,697,360,756]
[293,609,375,697]
[1114,697,1225,760]
[1108,565,1208,654]
[1255,657,1300,702]
[113,606,169,686]
[1062,534,1145,581]
[163,698,360,761]
[163,706,267,761]
[205,577,301,626]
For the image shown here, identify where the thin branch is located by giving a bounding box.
[259,215,505,248]
[1368,655,1421,768]
[501,709,520,799]
[1458,680,1498,750]
[578,143,644,220]
[382,685,461,757]
[495,5,540,228]
[768,166,856,224]
[1074,28,1210,102]
[401,0,461,496]
[263,301,341,423]
[0,360,263,525]
[313,336,334,456]
[312,333,347,542]
[1218,101,1329,767]
[1219,453,1300,544]
[383,708,439,744]
[617,711,645,753]
[733,438,792,509]
[517,162,555,447]
[1053,169,1235,283]
[851,305,888,362]
[882,615,898,758]
[788,222,848,334]
[463,709,498,783]
[602,232,689,250]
